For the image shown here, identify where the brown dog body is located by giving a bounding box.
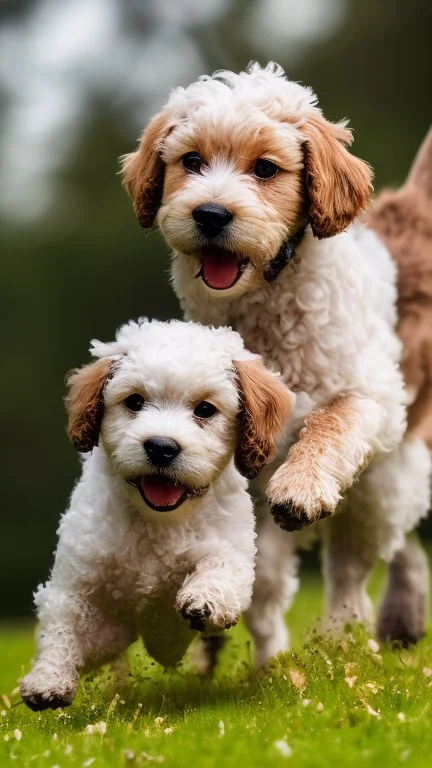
[368,128,432,645]
[369,128,432,448]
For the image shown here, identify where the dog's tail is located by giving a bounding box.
[368,127,432,446]
[367,126,432,276]
[406,126,432,210]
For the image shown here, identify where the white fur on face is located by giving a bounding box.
[158,151,296,298]
[156,75,306,298]
[93,319,252,498]
[20,318,260,708]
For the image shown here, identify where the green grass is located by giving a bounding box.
[1,569,432,768]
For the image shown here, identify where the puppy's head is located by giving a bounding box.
[66,319,293,513]
[122,62,372,299]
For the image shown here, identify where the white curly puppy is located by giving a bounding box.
[20,318,293,710]
[122,62,431,649]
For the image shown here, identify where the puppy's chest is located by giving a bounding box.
[95,534,192,613]
[231,293,327,394]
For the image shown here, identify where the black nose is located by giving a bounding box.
[192,203,233,238]
[144,437,181,467]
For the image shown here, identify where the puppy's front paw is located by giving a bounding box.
[267,462,341,531]
[176,589,240,632]
[20,669,77,711]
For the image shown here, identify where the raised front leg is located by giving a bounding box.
[20,584,135,711]
[176,549,255,633]
[268,395,384,530]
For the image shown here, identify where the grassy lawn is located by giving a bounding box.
[1,567,431,768]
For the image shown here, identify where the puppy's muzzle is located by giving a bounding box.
[192,203,233,239]
[144,436,181,468]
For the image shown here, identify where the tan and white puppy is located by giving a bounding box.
[122,63,431,647]
[20,319,294,710]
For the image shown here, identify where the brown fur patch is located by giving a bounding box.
[234,359,293,478]
[121,112,173,228]
[160,117,306,287]
[162,118,306,233]
[162,115,304,174]
[404,324,432,448]
[370,188,432,300]
[303,114,373,238]
[407,126,432,203]
[268,395,369,525]
[368,129,432,447]
[65,358,114,452]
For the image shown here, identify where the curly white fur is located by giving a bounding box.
[21,319,298,709]
[122,63,431,659]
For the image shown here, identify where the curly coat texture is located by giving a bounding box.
[122,63,431,656]
[20,319,297,710]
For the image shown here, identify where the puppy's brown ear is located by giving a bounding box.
[121,111,172,228]
[65,358,113,452]
[303,113,373,239]
[234,359,293,479]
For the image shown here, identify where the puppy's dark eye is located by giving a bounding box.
[194,401,217,419]
[125,394,145,412]
[254,159,278,179]
[183,152,203,174]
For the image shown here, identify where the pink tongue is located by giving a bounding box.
[140,477,185,508]
[202,248,240,289]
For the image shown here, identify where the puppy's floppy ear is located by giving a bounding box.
[234,359,294,479]
[121,111,172,228]
[65,358,114,452]
[302,113,373,239]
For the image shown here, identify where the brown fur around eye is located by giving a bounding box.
[65,358,114,452]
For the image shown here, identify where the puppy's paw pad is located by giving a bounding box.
[20,673,76,711]
[22,691,73,711]
[377,616,425,648]
[180,603,211,632]
[21,685,75,711]
[177,594,240,632]
[270,500,332,531]
[267,464,340,529]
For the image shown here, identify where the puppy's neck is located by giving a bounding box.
[172,227,311,329]
[263,225,307,283]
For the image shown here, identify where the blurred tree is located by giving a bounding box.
[0,0,430,616]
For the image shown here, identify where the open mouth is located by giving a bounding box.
[132,476,188,512]
[197,247,249,290]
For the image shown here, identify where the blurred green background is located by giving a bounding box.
[0,0,430,617]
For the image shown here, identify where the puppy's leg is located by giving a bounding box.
[322,494,376,630]
[244,504,299,668]
[350,436,432,645]
[176,546,255,633]
[268,395,384,530]
[373,436,431,645]
[378,538,429,646]
[193,635,227,677]
[20,584,135,711]
[323,436,431,632]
